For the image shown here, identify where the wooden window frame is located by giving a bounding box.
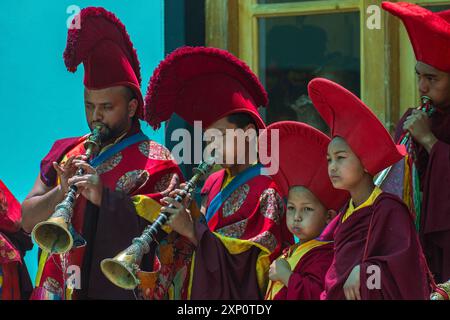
[206,0,450,131]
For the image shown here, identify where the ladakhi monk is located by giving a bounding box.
[383,1,450,285]
[309,78,431,300]
[22,8,182,300]
[141,46,293,299]
[262,121,349,300]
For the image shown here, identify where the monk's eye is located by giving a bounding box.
[287,206,295,212]
[303,207,313,212]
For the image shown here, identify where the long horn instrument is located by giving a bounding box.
[100,159,214,290]
[31,124,103,254]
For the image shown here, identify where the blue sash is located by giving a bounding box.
[205,163,264,222]
[69,132,149,249]
[90,132,148,168]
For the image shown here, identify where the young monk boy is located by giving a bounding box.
[308,78,431,300]
[263,121,349,300]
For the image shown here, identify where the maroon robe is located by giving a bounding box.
[0,230,33,299]
[323,192,430,300]
[395,108,450,283]
[190,220,263,299]
[189,168,293,300]
[35,122,181,300]
[271,242,333,300]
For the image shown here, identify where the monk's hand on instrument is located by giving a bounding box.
[68,160,103,207]
[343,265,361,300]
[162,194,197,246]
[168,184,192,208]
[403,109,438,152]
[268,258,292,287]
[53,155,88,194]
[159,174,181,197]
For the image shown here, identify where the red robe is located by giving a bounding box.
[0,231,33,300]
[395,108,450,283]
[323,192,430,300]
[31,122,182,300]
[0,181,33,300]
[188,168,293,300]
[266,242,333,300]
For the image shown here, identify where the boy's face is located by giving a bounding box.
[286,187,332,242]
[327,137,367,192]
[206,116,256,168]
[416,61,450,111]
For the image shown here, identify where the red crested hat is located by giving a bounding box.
[259,121,349,211]
[0,180,21,233]
[144,46,268,129]
[382,1,450,73]
[63,7,144,119]
[308,78,405,176]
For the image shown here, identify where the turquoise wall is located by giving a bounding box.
[0,0,165,284]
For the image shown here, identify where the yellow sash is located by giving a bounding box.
[342,186,382,223]
[265,239,330,300]
[187,233,272,299]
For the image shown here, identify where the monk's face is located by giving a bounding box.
[327,137,368,192]
[286,186,332,242]
[416,61,450,110]
[84,86,138,143]
[206,117,256,168]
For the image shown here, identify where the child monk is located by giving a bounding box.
[263,121,349,300]
[308,78,431,300]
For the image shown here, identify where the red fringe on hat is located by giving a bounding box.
[144,46,268,129]
[63,7,141,85]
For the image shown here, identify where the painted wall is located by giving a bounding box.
[0,0,165,284]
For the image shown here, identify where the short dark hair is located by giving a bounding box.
[121,86,139,121]
[226,112,258,129]
[122,86,136,102]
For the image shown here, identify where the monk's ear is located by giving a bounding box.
[127,98,138,118]
[326,209,337,224]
